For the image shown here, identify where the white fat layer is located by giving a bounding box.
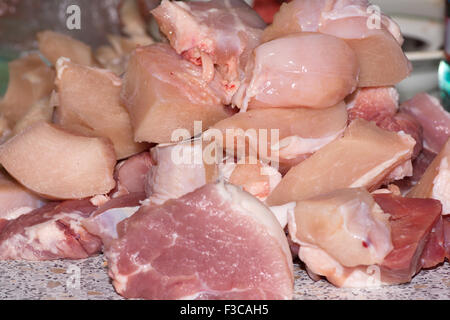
[432,157,450,215]
[269,202,296,229]
[273,129,345,160]
[55,57,71,80]
[3,207,34,220]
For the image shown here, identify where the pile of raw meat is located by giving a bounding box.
[0,0,449,300]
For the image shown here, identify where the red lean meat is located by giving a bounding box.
[95,182,294,300]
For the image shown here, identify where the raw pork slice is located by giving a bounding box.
[55,58,148,160]
[0,54,55,126]
[0,200,102,261]
[400,93,450,154]
[152,0,266,92]
[233,33,359,110]
[0,172,45,220]
[0,122,116,200]
[266,120,415,206]
[121,44,232,144]
[210,103,348,165]
[102,182,294,300]
[374,194,444,284]
[408,139,450,215]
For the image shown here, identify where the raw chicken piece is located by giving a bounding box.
[12,97,54,136]
[0,172,45,220]
[233,33,359,110]
[408,139,450,215]
[119,0,150,38]
[289,188,393,268]
[0,54,55,126]
[121,44,232,144]
[298,194,443,287]
[266,120,415,206]
[400,93,450,154]
[253,0,284,23]
[37,30,97,67]
[101,182,294,300]
[221,157,282,202]
[211,103,348,165]
[112,152,153,198]
[55,58,148,160]
[0,122,116,200]
[0,200,102,261]
[346,87,423,159]
[152,0,266,92]
[146,141,209,205]
[262,0,410,87]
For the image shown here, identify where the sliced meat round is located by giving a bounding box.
[103,182,294,300]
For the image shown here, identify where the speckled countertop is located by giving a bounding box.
[0,255,448,300]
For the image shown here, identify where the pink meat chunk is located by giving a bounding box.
[111,152,153,197]
[401,93,450,154]
[152,0,265,91]
[348,87,423,159]
[374,194,444,284]
[102,183,294,300]
[0,200,102,261]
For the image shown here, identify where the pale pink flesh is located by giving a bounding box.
[37,30,96,67]
[400,93,450,154]
[0,172,45,220]
[212,103,348,163]
[266,120,415,206]
[0,54,55,125]
[104,183,293,300]
[111,152,153,198]
[121,44,233,144]
[152,0,265,88]
[262,0,410,87]
[55,58,148,160]
[290,188,393,268]
[233,33,359,110]
[0,122,117,200]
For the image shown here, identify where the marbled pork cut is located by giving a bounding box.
[401,93,450,154]
[104,182,294,300]
[444,216,450,260]
[152,0,265,91]
[121,44,232,144]
[233,33,359,110]
[266,120,415,206]
[0,200,102,261]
